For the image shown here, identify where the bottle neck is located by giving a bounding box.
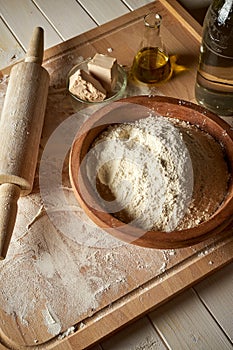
[141,12,164,50]
[142,25,161,48]
[203,0,233,56]
[211,0,233,24]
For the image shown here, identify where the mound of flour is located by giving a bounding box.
[86,115,194,232]
[85,114,229,232]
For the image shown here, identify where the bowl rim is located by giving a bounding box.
[67,58,127,104]
[69,95,233,249]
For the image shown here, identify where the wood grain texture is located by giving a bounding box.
[123,0,155,10]
[0,183,20,259]
[101,316,167,350]
[0,18,25,69]
[0,27,49,259]
[160,0,202,43]
[0,62,49,193]
[0,0,62,50]
[37,0,202,104]
[0,0,155,70]
[0,1,233,350]
[0,344,7,350]
[149,289,233,349]
[195,263,233,342]
[77,0,129,24]
[34,0,97,40]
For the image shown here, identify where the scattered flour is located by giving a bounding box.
[58,325,76,339]
[42,305,61,336]
[35,251,56,279]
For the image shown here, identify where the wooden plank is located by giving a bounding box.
[122,0,155,10]
[160,0,202,43]
[101,316,167,350]
[0,343,7,350]
[0,2,233,350]
[34,0,97,40]
[77,0,129,25]
[194,262,233,342]
[56,233,233,350]
[149,289,233,349]
[51,341,102,350]
[0,18,25,70]
[0,0,62,50]
[49,341,74,350]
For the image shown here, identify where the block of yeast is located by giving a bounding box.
[87,53,118,92]
[69,69,106,102]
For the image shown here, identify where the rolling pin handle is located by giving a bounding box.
[25,26,44,65]
[0,183,21,260]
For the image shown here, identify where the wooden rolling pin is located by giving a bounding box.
[0,27,49,259]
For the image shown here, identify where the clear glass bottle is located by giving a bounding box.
[195,0,233,116]
[131,12,172,84]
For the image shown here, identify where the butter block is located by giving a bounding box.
[87,53,118,92]
[69,69,106,102]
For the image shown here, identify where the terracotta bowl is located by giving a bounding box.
[69,95,233,249]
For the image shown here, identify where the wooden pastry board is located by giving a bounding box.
[0,1,232,349]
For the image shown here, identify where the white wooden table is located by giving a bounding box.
[0,1,233,349]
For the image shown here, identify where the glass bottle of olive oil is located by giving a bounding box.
[132,13,172,84]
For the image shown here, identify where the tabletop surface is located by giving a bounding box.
[0,1,233,350]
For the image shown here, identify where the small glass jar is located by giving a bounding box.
[131,12,172,84]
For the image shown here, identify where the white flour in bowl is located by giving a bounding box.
[86,114,229,232]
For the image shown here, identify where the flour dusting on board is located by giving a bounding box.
[42,305,61,335]
[0,53,229,344]
[0,66,138,338]
[35,251,56,278]
[0,194,170,339]
[0,191,170,338]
